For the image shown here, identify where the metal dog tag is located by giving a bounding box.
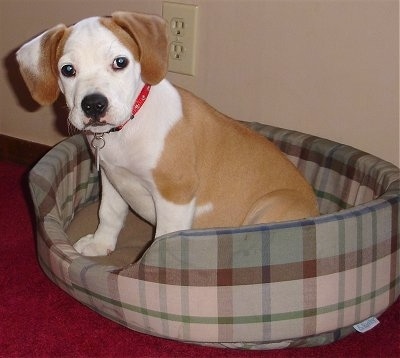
[91,133,105,171]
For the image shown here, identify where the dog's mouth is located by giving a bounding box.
[83,120,114,133]
[86,120,109,127]
[84,117,110,128]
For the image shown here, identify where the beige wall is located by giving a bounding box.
[1,0,399,166]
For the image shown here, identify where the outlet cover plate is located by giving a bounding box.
[163,2,198,76]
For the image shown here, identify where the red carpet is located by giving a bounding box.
[1,160,399,357]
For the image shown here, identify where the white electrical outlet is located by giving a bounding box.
[162,2,198,76]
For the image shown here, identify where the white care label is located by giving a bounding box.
[353,317,380,333]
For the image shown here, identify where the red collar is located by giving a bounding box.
[109,83,151,133]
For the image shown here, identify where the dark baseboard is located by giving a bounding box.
[0,134,51,167]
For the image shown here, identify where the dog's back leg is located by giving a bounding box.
[242,189,319,225]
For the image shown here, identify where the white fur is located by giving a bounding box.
[57,17,142,132]
[195,202,214,218]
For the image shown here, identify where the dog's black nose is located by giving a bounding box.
[81,93,108,120]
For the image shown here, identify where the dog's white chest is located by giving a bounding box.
[93,131,158,177]
[92,131,159,225]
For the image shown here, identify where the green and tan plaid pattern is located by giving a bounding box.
[29,123,399,349]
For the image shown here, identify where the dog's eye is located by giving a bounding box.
[61,64,76,77]
[112,57,129,70]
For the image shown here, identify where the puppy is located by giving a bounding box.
[17,12,319,256]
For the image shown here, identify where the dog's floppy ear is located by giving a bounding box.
[111,12,168,85]
[16,24,67,106]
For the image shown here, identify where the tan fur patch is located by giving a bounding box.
[152,120,199,204]
[22,25,68,105]
[100,18,140,62]
[54,27,71,69]
[107,12,168,85]
[153,87,319,228]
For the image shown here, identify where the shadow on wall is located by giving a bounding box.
[3,48,71,137]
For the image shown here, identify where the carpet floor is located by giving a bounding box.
[1,160,398,358]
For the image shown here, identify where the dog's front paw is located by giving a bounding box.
[73,234,114,256]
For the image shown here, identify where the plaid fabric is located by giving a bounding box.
[29,124,399,349]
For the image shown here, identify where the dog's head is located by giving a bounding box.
[16,12,168,132]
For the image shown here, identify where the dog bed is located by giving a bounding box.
[29,122,399,349]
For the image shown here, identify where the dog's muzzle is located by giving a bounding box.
[81,93,108,122]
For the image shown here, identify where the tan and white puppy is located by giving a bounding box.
[17,12,319,256]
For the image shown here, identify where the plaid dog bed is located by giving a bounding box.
[29,123,399,349]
